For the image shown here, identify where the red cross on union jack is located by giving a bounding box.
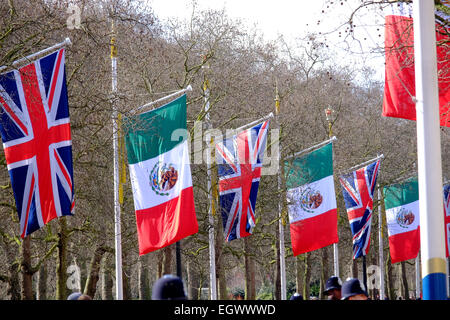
[0,48,74,238]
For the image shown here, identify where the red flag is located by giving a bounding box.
[382,14,450,127]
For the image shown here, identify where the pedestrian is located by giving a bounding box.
[341,278,369,300]
[67,292,92,300]
[152,274,187,300]
[323,276,342,300]
[67,292,82,300]
[290,292,304,301]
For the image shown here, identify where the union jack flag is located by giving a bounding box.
[0,48,74,238]
[445,184,450,218]
[216,120,269,241]
[339,160,380,259]
[444,183,450,257]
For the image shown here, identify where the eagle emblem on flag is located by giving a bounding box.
[339,160,380,259]
[0,48,74,238]
[215,120,269,241]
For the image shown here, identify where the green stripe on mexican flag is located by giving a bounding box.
[384,177,420,264]
[285,142,338,256]
[124,94,198,255]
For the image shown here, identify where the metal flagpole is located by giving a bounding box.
[0,38,72,74]
[325,107,339,279]
[275,85,287,300]
[377,185,385,300]
[110,21,123,300]
[339,154,384,176]
[231,112,274,135]
[204,75,218,300]
[285,136,337,161]
[131,85,193,115]
[413,0,447,300]
[416,254,421,299]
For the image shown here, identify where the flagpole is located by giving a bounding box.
[229,112,274,135]
[204,73,218,300]
[325,106,339,280]
[0,38,72,74]
[110,21,123,300]
[377,185,385,300]
[131,85,193,114]
[416,254,421,299]
[339,154,384,176]
[413,0,447,300]
[275,84,287,300]
[285,136,337,161]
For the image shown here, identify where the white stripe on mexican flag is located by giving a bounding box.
[285,142,338,256]
[124,94,198,255]
[384,177,420,264]
[287,175,337,223]
[129,141,192,210]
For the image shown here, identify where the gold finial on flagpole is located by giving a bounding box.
[110,21,117,59]
[275,81,280,116]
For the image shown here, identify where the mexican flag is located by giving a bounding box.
[384,177,420,264]
[124,94,198,255]
[285,142,338,256]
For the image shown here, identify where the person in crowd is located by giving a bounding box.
[290,292,304,301]
[323,276,342,300]
[341,278,369,300]
[152,274,187,300]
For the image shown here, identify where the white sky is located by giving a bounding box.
[149,0,387,81]
[150,0,325,41]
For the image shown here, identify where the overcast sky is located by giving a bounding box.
[149,0,387,81]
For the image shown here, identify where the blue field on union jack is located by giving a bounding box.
[339,160,380,259]
[0,48,74,238]
[216,120,269,241]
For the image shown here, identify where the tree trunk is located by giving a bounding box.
[3,240,20,300]
[138,255,149,300]
[351,258,358,278]
[36,262,47,300]
[122,248,132,300]
[319,247,329,300]
[186,260,198,300]
[303,252,311,300]
[400,261,409,300]
[295,255,303,295]
[386,251,395,300]
[215,213,228,300]
[162,245,173,275]
[157,250,163,279]
[84,245,107,298]
[56,217,69,300]
[244,237,256,300]
[101,255,113,300]
[274,224,281,300]
[21,235,33,300]
[8,262,20,300]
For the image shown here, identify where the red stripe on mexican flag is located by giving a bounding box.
[135,186,196,253]
[289,207,338,256]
